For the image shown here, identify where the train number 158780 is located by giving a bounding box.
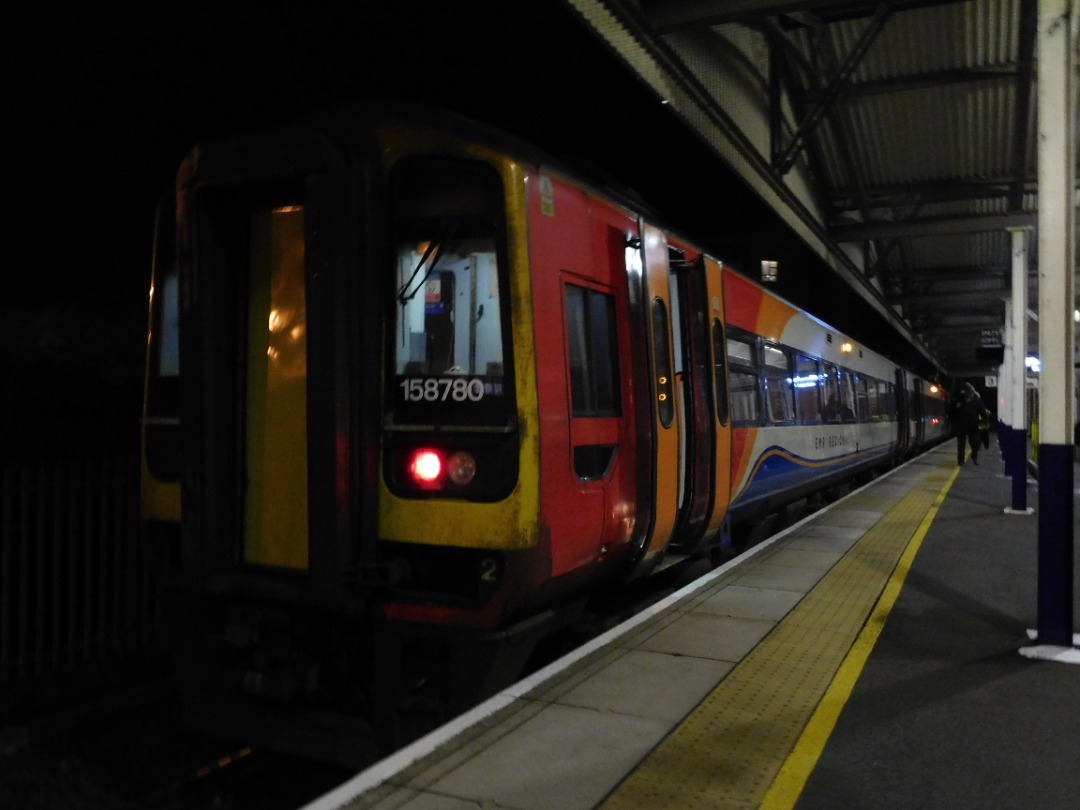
[399,377,486,403]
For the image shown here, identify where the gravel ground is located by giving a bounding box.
[0,672,239,810]
[2,666,363,810]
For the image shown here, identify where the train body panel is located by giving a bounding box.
[721,267,906,521]
[525,171,640,587]
[138,103,950,753]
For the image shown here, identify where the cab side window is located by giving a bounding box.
[565,283,620,417]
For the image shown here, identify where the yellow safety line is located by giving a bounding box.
[598,452,959,809]
[760,461,962,810]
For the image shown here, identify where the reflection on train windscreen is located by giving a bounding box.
[389,157,510,428]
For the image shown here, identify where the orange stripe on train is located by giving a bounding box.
[723,270,797,341]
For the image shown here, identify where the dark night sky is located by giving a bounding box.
[4,2,627,452]
[12,1,703,299]
[2,1,857,457]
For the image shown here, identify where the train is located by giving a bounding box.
[139,101,949,762]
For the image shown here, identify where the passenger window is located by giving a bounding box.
[727,336,760,425]
[822,363,843,423]
[763,344,794,424]
[884,382,897,421]
[867,377,881,420]
[711,320,729,426]
[854,375,870,422]
[794,353,822,423]
[565,283,620,417]
[839,369,858,423]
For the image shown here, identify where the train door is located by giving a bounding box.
[668,254,729,553]
[669,253,707,548]
[242,205,311,570]
[913,378,927,447]
[895,368,911,456]
[630,222,683,572]
[701,257,732,548]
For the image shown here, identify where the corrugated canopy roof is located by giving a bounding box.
[565,0,1078,378]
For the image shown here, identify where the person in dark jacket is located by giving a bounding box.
[978,408,990,449]
[952,382,987,465]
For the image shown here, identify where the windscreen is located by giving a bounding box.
[388,157,511,428]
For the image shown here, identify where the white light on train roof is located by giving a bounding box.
[840,341,853,353]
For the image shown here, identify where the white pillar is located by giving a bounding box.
[1036,0,1077,449]
[1022,0,1077,656]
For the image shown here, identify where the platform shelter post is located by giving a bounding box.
[1025,0,1076,656]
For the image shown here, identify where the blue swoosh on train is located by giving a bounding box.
[732,444,868,506]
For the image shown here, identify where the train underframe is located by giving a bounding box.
[162,449,907,767]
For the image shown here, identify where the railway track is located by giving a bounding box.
[0,676,352,810]
[1,566,717,809]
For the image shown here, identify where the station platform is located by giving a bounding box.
[306,442,1079,810]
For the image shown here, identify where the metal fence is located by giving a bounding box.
[0,453,159,697]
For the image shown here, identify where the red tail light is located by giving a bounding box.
[409,449,442,485]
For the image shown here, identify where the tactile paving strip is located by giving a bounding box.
[599,455,958,810]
